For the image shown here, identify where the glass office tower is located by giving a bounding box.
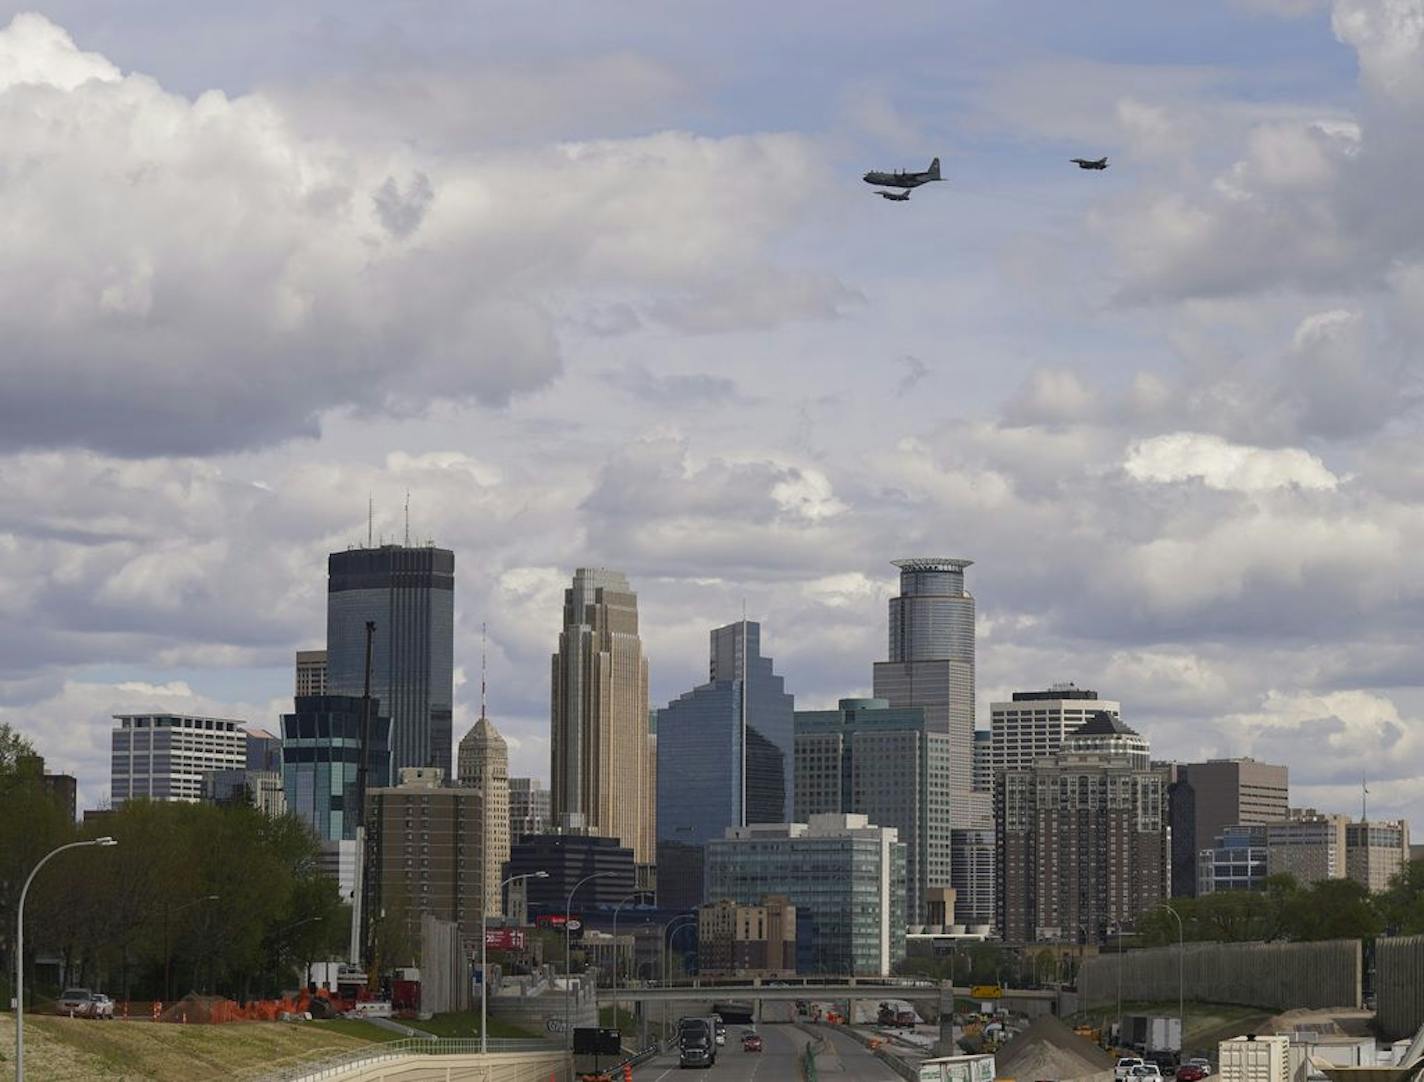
[656,620,794,908]
[327,544,454,778]
[281,694,391,842]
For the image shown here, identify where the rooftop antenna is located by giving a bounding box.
[367,494,373,548]
[481,622,488,720]
[1362,775,1369,823]
[403,490,410,547]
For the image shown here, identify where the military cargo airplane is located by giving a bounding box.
[863,157,942,190]
[878,189,911,202]
[1071,157,1109,170]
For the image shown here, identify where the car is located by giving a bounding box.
[1132,1065,1165,1082]
[1177,1067,1207,1081]
[87,993,115,1019]
[743,1033,764,1053]
[56,988,96,1016]
[1116,1058,1147,1081]
[1184,1058,1211,1076]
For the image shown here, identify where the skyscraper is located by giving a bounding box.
[295,650,328,697]
[990,685,1121,777]
[508,777,551,841]
[457,715,510,917]
[657,620,795,909]
[872,558,975,804]
[794,698,950,925]
[326,544,455,778]
[550,568,655,873]
[111,714,248,804]
[997,743,1169,944]
[1170,758,1289,896]
[281,695,391,842]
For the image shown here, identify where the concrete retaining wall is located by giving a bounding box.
[420,914,470,1016]
[1078,939,1360,1012]
[1376,935,1424,1040]
[306,1050,568,1081]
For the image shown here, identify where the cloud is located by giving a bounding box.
[1002,368,1101,426]
[0,14,829,457]
[1123,432,1339,492]
[606,364,745,408]
[1332,0,1424,105]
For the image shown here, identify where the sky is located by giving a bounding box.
[2,0,1423,827]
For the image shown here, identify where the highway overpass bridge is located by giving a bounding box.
[596,980,1058,1016]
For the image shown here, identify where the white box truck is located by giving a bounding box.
[1220,1035,1291,1082]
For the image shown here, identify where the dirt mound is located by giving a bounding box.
[997,1014,1116,1081]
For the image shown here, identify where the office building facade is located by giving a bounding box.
[456,715,510,917]
[364,768,485,944]
[697,895,797,978]
[997,748,1170,944]
[282,694,391,842]
[327,544,455,778]
[705,814,906,976]
[509,776,551,842]
[1346,819,1410,891]
[111,714,248,804]
[972,730,993,793]
[15,754,77,822]
[990,686,1121,777]
[550,568,655,872]
[794,698,951,925]
[295,650,328,697]
[1173,758,1289,896]
[504,832,637,914]
[1198,824,1270,894]
[658,620,794,910]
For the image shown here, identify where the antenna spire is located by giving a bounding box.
[403,490,410,547]
[367,494,373,548]
[1362,775,1369,823]
[481,622,488,720]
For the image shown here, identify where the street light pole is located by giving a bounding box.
[15,837,117,1082]
[659,914,697,1043]
[482,871,547,1054]
[1153,903,1185,1057]
[610,890,651,1030]
[564,871,620,1048]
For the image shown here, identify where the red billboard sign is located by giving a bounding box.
[484,929,526,951]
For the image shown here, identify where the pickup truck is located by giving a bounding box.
[1116,1057,1147,1081]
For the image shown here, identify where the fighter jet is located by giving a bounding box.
[1071,157,1109,170]
[878,190,911,202]
[863,157,942,190]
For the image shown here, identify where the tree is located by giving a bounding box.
[0,721,37,775]
[1378,860,1424,936]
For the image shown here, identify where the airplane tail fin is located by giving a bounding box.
[929,156,942,180]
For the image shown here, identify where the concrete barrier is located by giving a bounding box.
[1376,935,1424,1040]
[1078,939,1361,1012]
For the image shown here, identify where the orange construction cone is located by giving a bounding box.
[624,1064,633,1082]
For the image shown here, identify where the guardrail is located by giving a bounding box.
[252,1037,557,1082]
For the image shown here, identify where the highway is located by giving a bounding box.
[630,1023,904,1081]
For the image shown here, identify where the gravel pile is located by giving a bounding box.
[996,1015,1116,1081]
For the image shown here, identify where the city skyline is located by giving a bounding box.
[3,3,1423,833]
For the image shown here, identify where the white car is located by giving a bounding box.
[88,993,115,1020]
[1116,1058,1146,1081]
[1132,1065,1165,1082]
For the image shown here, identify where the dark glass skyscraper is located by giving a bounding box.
[872,558,975,813]
[656,620,794,909]
[327,545,455,778]
[281,694,391,842]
